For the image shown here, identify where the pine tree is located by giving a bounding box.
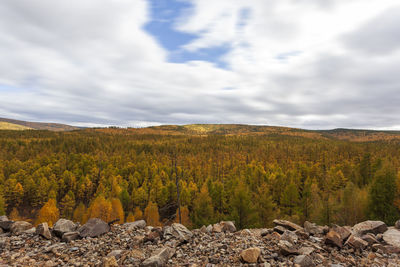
[230,182,257,229]
[280,182,299,218]
[256,183,276,227]
[110,198,124,223]
[60,191,75,219]
[175,205,191,227]
[144,201,160,226]
[9,207,20,221]
[368,165,398,225]
[192,184,214,228]
[126,212,135,222]
[87,195,112,222]
[133,206,143,221]
[36,198,60,226]
[73,202,87,224]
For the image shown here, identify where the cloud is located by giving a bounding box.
[0,0,399,129]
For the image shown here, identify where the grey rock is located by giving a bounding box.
[107,249,124,259]
[140,247,175,267]
[361,233,378,245]
[345,234,368,250]
[298,247,315,255]
[383,228,400,248]
[163,223,193,241]
[281,230,298,244]
[62,231,80,242]
[304,221,324,235]
[220,221,236,232]
[124,220,146,230]
[273,219,303,231]
[0,220,14,231]
[10,221,33,235]
[294,255,315,267]
[36,223,52,239]
[53,219,77,237]
[352,220,387,236]
[78,218,110,238]
[0,216,8,222]
[274,225,287,234]
[395,220,400,230]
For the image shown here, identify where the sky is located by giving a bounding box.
[0,0,400,129]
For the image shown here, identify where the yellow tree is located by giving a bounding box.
[133,206,143,220]
[144,201,160,226]
[175,205,191,228]
[110,198,124,223]
[87,195,112,222]
[73,202,87,224]
[9,207,20,221]
[36,198,60,226]
[126,212,135,222]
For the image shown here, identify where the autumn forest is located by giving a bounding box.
[0,126,399,230]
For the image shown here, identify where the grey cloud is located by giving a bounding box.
[342,6,400,55]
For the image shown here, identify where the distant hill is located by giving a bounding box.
[92,124,400,142]
[0,117,80,131]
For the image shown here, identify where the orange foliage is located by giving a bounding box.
[144,201,160,226]
[36,198,60,226]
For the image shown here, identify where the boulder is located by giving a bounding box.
[220,221,236,232]
[304,221,324,235]
[332,226,351,241]
[212,223,222,233]
[240,247,260,263]
[62,231,80,242]
[325,230,343,248]
[10,221,33,235]
[383,228,400,248]
[345,235,368,250]
[0,215,8,222]
[281,230,299,244]
[294,255,315,267]
[78,218,110,238]
[144,228,162,243]
[352,220,387,236]
[36,223,52,239]
[273,219,303,231]
[278,240,299,256]
[395,220,400,230]
[53,219,77,237]
[164,223,193,241]
[274,225,287,234]
[124,220,146,230]
[140,247,175,267]
[0,220,14,231]
[361,233,378,245]
[102,256,118,267]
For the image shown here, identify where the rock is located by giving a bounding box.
[352,220,387,236]
[325,230,343,248]
[107,250,124,259]
[345,235,368,250]
[53,219,77,237]
[298,247,315,255]
[294,255,315,267]
[102,256,118,267]
[0,220,14,231]
[24,227,36,234]
[240,247,260,263]
[212,223,222,233]
[78,218,110,238]
[164,223,193,241]
[295,229,310,239]
[124,220,146,230]
[206,224,212,233]
[273,219,303,231]
[274,225,287,234]
[383,228,400,248]
[278,240,299,256]
[140,247,175,267]
[0,215,8,221]
[395,220,400,230]
[304,221,324,235]
[36,223,52,239]
[10,221,33,235]
[361,233,378,245]
[220,221,236,232]
[62,231,80,242]
[281,230,298,244]
[200,225,208,233]
[144,228,162,242]
[332,225,351,241]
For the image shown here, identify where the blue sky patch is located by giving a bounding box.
[145,0,229,68]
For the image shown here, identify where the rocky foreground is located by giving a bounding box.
[2,216,400,266]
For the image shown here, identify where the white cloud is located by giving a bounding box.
[0,0,399,129]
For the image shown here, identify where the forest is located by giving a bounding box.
[0,126,399,229]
